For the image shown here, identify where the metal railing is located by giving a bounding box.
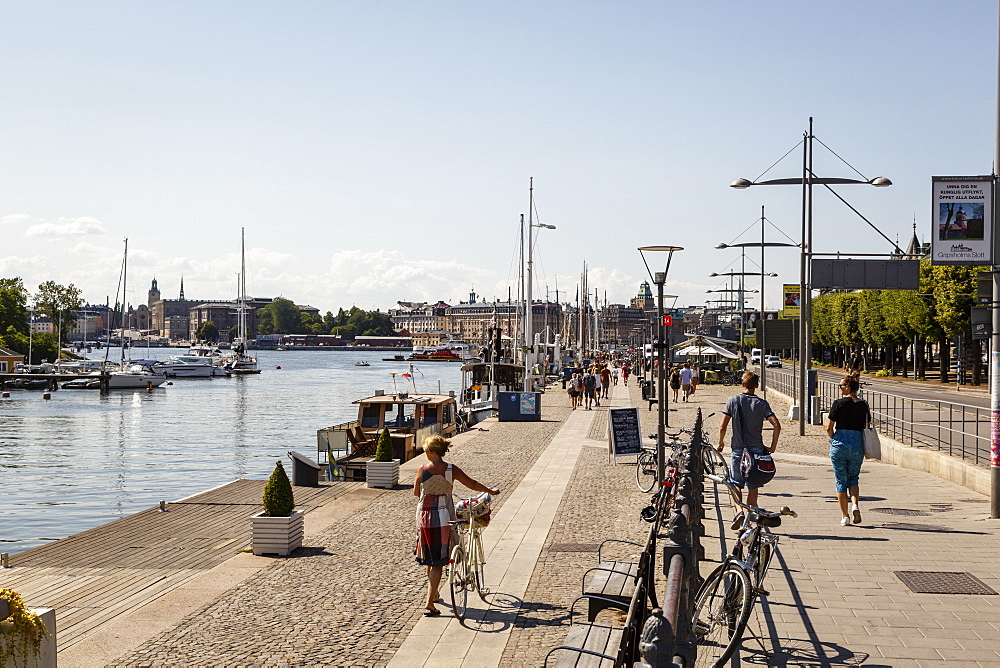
[766,368,990,465]
[636,409,707,666]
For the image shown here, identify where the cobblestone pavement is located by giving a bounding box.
[110,401,571,667]
[498,383,652,665]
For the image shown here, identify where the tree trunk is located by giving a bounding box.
[939,334,950,384]
[972,338,983,386]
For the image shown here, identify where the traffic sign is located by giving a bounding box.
[662,315,672,326]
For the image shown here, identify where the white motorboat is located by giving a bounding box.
[156,356,230,378]
[107,362,167,389]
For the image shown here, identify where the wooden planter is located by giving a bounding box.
[250,510,304,556]
[366,459,400,489]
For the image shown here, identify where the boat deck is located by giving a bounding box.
[1,478,361,650]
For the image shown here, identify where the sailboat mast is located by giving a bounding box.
[121,238,128,364]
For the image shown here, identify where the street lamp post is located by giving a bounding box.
[638,246,683,486]
[717,208,794,398]
[731,119,891,433]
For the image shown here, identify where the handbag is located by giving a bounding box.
[862,427,881,460]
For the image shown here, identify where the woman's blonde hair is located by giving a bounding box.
[423,434,450,456]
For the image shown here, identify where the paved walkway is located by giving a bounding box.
[387,384,612,666]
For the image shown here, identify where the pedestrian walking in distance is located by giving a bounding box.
[669,366,681,402]
[679,363,694,402]
[717,371,780,509]
[826,375,871,526]
[413,435,498,616]
[582,369,597,409]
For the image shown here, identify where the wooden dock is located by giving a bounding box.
[0,478,361,651]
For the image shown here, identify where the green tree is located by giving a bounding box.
[0,326,58,365]
[374,426,394,462]
[0,278,29,337]
[33,281,82,340]
[255,297,303,334]
[931,264,982,383]
[196,321,219,342]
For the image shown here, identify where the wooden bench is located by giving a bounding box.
[581,523,657,622]
[544,577,646,667]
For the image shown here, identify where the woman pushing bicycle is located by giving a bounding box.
[413,435,499,616]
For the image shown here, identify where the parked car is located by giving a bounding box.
[765,355,782,368]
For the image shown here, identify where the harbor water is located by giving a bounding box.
[0,349,462,555]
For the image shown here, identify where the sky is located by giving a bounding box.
[1,1,996,317]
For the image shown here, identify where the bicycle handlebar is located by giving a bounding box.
[706,473,797,518]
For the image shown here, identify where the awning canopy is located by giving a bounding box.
[673,338,739,359]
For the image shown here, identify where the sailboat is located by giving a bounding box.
[226,228,262,374]
[103,239,167,389]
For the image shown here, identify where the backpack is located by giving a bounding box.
[740,449,776,487]
[583,374,596,389]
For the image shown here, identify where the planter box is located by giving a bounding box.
[251,510,304,556]
[0,607,55,668]
[366,459,400,489]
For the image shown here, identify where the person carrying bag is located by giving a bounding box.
[718,371,781,512]
[826,374,871,527]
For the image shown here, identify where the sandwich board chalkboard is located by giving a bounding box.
[608,407,643,458]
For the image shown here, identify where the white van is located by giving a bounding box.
[751,348,762,365]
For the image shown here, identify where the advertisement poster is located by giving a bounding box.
[781,284,800,319]
[931,176,993,265]
[519,393,537,415]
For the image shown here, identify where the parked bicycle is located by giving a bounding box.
[448,492,492,620]
[692,475,797,667]
[721,370,746,386]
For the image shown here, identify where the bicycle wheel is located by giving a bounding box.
[449,545,469,620]
[722,373,734,386]
[471,530,486,599]
[636,450,657,493]
[701,445,728,478]
[692,563,753,667]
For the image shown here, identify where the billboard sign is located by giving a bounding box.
[781,284,800,319]
[931,176,993,265]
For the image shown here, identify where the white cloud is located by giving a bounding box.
[25,217,105,237]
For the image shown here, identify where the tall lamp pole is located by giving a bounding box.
[639,246,683,486]
[731,120,891,433]
[716,208,793,397]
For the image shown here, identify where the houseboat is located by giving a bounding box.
[317,391,459,481]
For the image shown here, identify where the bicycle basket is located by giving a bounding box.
[456,492,493,527]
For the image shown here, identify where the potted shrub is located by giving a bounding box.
[251,461,303,556]
[0,588,53,668]
[366,426,400,489]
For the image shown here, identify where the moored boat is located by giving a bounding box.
[156,356,230,378]
[408,340,477,362]
[317,391,459,481]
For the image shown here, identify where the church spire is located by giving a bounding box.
[179,275,185,300]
